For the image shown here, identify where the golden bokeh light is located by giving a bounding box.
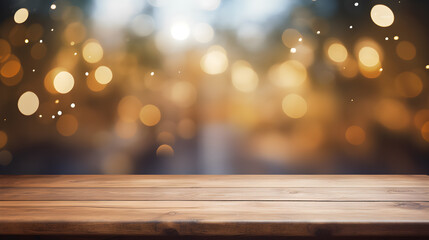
[0,39,11,63]
[200,45,228,75]
[421,121,429,142]
[94,66,113,84]
[282,94,307,119]
[14,8,29,24]
[414,110,429,129]
[282,28,302,48]
[56,114,79,136]
[0,59,21,78]
[117,96,142,122]
[358,46,380,67]
[345,125,366,145]
[86,70,107,92]
[17,91,39,116]
[370,4,394,27]
[82,39,103,63]
[396,41,416,61]
[269,60,307,88]
[394,72,422,98]
[231,60,259,92]
[139,104,161,126]
[0,131,7,149]
[156,144,174,157]
[338,58,359,78]
[375,99,410,130]
[327,43,348,63]
[53,71,75,94]
[170,81,197,108]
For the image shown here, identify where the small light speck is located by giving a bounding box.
[73,52,77,56]
[349,25,353,29]
[32,69,35,72]
[351,99,354,102]
[385,37,389,40]
[70,103,76,108]
[50,4,56,9]
[39,40,43,43]
[298,37,303,42]
[51,28,54,31]
[39,114,42,118]
[379,68,383,72]
[316,30,321,35]
[70,41,75,46]
[290,48,297,53]
[393,36,399,40]
[425,65,429,69]
[24,39,29,44]
[150,72,155,76]
[55,99,59,104]
[354,2,359,6]
[51,115,55,119]
[57,111,62,116]
[85,72,89,76]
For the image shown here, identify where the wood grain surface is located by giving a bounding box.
[0,175,428,237]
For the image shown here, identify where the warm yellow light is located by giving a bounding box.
[82,40,103,63]
[56,114,78,136]
[156,144,174,157]
[0,60,21,78]
[200,46,228,75]
[17,91,39,116]
[358,46,379,67]
[117,96,142,122]
[394,72,422,98]
[370,4,394,27]
[53,71,74,94]
[231,60,258,92]
[327,43,348,63]
[269,60,307,88]
[139,104,161,126]
[375,99,410,130]
[170,81,197,108]
[282,28,302,48]
[282,94,307,119]
[94,66,113,84]
[0,131,7,149]
[345,126,366,145]
[14,8,29,24]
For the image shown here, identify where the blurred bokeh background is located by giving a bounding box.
[0,0,428,174]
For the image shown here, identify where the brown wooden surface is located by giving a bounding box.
[0,175,429,237]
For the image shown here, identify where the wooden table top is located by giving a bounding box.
[0,175,428,237]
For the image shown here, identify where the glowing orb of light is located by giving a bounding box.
[200,46,228,75]
[17,91,39,116]
[358,46,379,67]
[370,4,394,27]
[14,8,29,24]
[170,21,190,41]
[56,114,79,136]
[345,126,366,145]
[53,71,74,94]
[231,60,259,92]
[82,40,103,63]
[156,144,174,157]
[282,94,307,119]
[139,104,161,127]
[328,43,348,63]
[94,66,113,84]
